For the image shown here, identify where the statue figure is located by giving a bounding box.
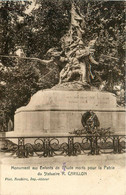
[42,2,99,88]
[59,38,98,84]
[59,2,98,85]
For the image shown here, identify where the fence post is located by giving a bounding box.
[0,132,6,150]
[113,137,118,153]
[68,137,74,156]
[117,136,122,153]
[17,137,26,158]
[95,136,100,155]
[43,138,52,157]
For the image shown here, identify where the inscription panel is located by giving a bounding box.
[16,90,116,113]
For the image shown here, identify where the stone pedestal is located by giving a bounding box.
[6,89,125,137]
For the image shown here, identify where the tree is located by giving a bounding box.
[81,1,125,90]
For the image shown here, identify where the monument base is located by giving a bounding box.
[6,89,125,137]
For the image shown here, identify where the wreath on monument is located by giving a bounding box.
[81,110,100,134]
[69,110,112,136]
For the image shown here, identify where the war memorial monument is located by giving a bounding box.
[1,2,125,157]
[0,3,125,195]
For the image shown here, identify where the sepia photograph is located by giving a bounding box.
[0,0,125,194]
